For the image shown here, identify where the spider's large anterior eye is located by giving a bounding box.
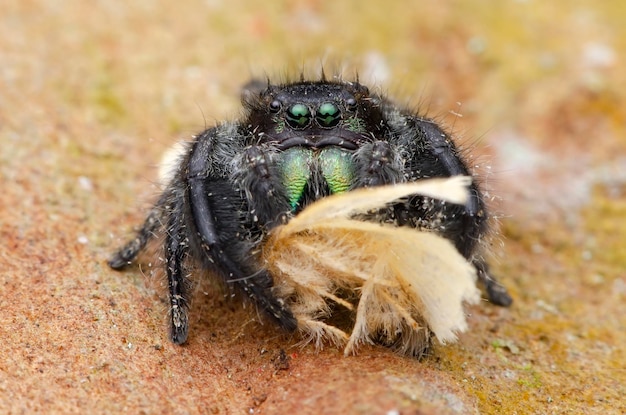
[316,102,341,128]
[285,104,311,129]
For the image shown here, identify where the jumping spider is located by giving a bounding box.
[109,78,512,346]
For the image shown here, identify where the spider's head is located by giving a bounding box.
[242,80,383,149]
[238,80,393,214]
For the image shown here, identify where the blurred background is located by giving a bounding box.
[1,1,624,414]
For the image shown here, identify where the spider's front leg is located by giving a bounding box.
[412,117,512,306]
[398,116,513,307]
[186,133,297,333]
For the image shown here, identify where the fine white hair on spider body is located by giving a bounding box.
[109,77,512,357]
[158,140,189,188]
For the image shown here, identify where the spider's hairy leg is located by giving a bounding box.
[404,115,512,306]
[164,189,192,344]
[108,193,168,270]
[413,117,484,216]
[475,259,513,307]
[187,132,298,332]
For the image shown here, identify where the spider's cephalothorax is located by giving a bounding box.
[109,79,512,346]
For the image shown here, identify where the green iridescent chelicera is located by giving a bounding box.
[277,148,312,209]
[285,104,312,129]
[318,147,354,194]
[278,147,355,209]
[316,102,341,127]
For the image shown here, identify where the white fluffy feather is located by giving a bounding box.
[263,177,480,357]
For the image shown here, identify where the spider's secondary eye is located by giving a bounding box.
[269,100,282,113]
[346,98,357,112]
[286,104,311,129]
[316,102,341,128]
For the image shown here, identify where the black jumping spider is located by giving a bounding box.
[109,78,512,346]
